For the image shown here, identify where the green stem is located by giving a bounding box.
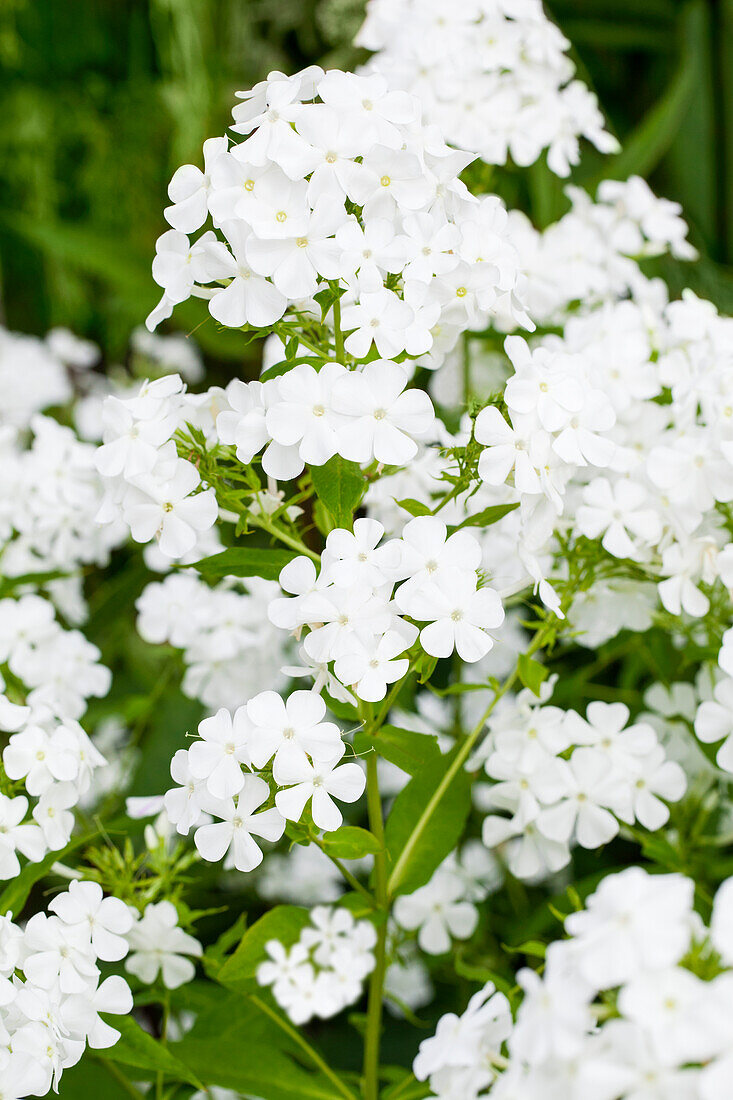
[363,751,388,1100]
[314,838,374,903]
[333,297,345,362]
[387,626,551,897]
[248,993,358,1100]
[248,512,320,562]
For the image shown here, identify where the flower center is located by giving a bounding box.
[276,210,287,223]
[312,404,325,417]
[380,175,391,188]
[373,408,386,420]
[296,237,308,248]
[456,286,467,297]
[450,609,463,622]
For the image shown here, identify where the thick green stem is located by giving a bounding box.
[248,512,320,562]
[363,751,388,1100]
[333,297,345,362]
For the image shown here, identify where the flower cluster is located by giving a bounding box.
[124,900,203,990]
[216,357,436,480]
[136,572,287,709]
[478,693,686,880]
[416,867,733,1100]
[496,176,697,329]
[257,905,376,1024]
[146,65,527,369]
[393,844,501,955]
[164,692,366,863]
[95,373,219,560]
[0,881,132,1098]
[357,0,618,176]
[269,516,505,699]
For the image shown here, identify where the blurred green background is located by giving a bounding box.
[1,0,732,363]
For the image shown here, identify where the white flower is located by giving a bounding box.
[536,748,622,849]
[332,360,435,466]
[206,224,288,329]
[394,866,478,955]
[711,877,733,966]
[399,573,505,662]
[247,201,346,298]
[576,477,662,560]
[4,723,80,795]
[564,867,694,989]
[695,676,733,773]
[49,880,133,962]
[194,774,285,872]
[341,290,414,360]
[122,453,218,559]
[274,742,365,831]
[32,782,77,850]
[23,913,99,994]
[0,794,45,878]
[188,706,253,799]
[164,136,228,233]
[334,627,417,702]
[164,748,210,835]
[125,900,203,989]
[396,516,482,595]
[246,689,342,769]
[265,362,347,470]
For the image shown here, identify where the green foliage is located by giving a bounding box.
[449,502,520,533]
[103,1016,204,1089]
[216,905,311,991]
[310,455,367,530]
[517,653,549,697]
[319,826,383,859]
[191,546,298,581]
[354,724,442,776]
[170,985,350,1099]
[384,749,473,897]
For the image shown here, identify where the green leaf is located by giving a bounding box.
[368,724,441,776]
[517,653,548,697]
[0,569,68,597]
[449,502,519,532]
[311,456,365,529]
[319,826,381,859]
[58,1059,132,1098]
[395,497,432,517]
[190,547,297,581]
[385,748,472,897]
[170,986,347,1099]
[216,906,310,991]
[503,939,547,959]
[104,1016,204,1088]
[260,355,324,382]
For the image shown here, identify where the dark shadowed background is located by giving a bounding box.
[0,0,731,358]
